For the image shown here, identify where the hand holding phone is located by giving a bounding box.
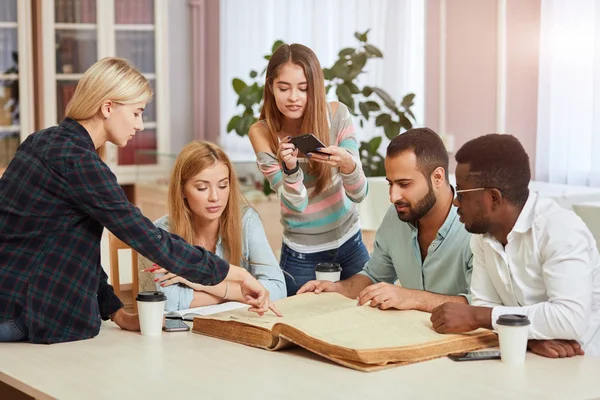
[289,134,327,156]
[448,350,501,361]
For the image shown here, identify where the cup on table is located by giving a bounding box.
[496,314,531,365]
[136,291,167,336]
[315,262,342,282]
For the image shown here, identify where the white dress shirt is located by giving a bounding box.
[471,192,600,356]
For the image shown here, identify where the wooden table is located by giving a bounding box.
[1,322,600,400]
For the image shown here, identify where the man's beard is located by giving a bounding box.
[462,212,492,234]
[395,181,437,223]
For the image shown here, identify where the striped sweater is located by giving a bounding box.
[255,102,368,253]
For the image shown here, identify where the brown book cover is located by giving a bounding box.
[192,293,498,372]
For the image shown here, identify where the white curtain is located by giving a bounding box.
[219,0,425,162]
[536,0,600,186]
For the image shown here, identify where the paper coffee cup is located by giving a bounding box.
[136,291,167,336]
[315,262,342,282]
[496,314,530,365]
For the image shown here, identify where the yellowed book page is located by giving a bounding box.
[195,292,356,330]
[282,305,488,350]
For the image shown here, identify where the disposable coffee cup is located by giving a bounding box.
[315,263,342,282]
[496,314,530,365]
[136,291,167,336]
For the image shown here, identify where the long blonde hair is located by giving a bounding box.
[168,141,247,265]
[65,57,153,159]
[260,44,331,195]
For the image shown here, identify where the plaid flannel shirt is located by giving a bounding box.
[0,119,229,343]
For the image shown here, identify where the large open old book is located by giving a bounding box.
[192,293,498,371]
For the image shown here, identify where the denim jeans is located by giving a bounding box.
[0,318,28,342]
[280,231,370,296]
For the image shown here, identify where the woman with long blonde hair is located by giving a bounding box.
[147,141,286,311]
[0,57,278,344]
[249,44,370,296]
[148,141,286,311]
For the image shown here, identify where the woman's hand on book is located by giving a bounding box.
[356,283,418,310]
[297,280,340,295]
[240,277,283,317]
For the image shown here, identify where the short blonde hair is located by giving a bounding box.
[66,57,153,158]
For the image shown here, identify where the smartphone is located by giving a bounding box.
[447,350,501,361]
[289,134,327,156]
[163,319,191,332]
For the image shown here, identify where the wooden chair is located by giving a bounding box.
[108,232,139,313]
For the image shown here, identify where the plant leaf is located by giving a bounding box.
[362,86,373,97]
[336,84,355,112]
[232,78,247,95]
[399,113,413,130]
[365,101,381,111]
[384,121,401,140]
[372,87,396,110]
[354,29,370,42]
[262,177,273,196]
[227,116,241,133]
[323,67,334,81]
[249,70,258,79]
[369,136,382,153]
[237,114,255,136]
[350,53,368,76]
[401,93,415,109]
[359,102,370,120]
[364,44,383,58]
[338,47,355,58]
[271,40,285,54]
[375,113,392,127]
[348,82,360,94]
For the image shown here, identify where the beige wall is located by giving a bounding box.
[425,0,541,174]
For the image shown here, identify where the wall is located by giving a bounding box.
[425,0,541,174]
[167,0,194,154]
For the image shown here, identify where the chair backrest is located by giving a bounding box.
[138,254,159,292]
[108,232,139,313]
[572,202,600,252]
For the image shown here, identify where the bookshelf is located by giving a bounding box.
[0,0,34,169]
[40,0,170,185]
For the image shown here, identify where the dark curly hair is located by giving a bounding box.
[455,134,530,206]
[386,128,449,180]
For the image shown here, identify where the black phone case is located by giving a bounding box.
[289,134,326,156]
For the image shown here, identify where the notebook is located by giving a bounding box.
[164,301,247,321]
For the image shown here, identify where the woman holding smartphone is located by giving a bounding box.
[0,57,279,344]
[248,44,370,296]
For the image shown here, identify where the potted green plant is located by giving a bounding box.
[227,30,417,193]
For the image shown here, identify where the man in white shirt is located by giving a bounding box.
[430,134,600,358]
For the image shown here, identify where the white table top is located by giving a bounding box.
[1,322,600,400]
